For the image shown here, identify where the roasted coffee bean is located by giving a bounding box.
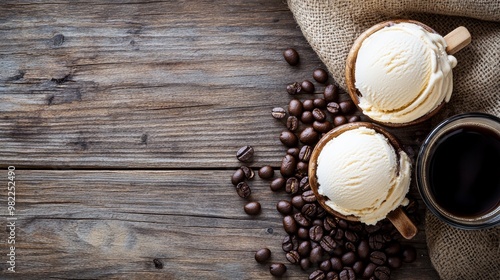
[388,256,402,269]
[272,107,287,119]
[255,248,271,263]
[404,197,419,214]
[313,121,333,133]
[300,127,319,145]
[240,165,254,179]
[296,161,308,177]
[348,222,363,232]
[283,216,298,234]
[352,261,365,275]
[301,111,315,124]
[285,177,299,194]
[326,271,338,280]
[287,147,300,158]
[235,182,251,198]
[402,245,417,263]
[313,68,329,84]
[324,84,338,102]
[282,235,299,252]
[302,190,317,202]
[312,108,326,121]
[298,227,309,239]
[299,176,311,192]
[369,234,385,250]
[313,98,327,109]
[286,250,300,264]
[258,165,274,179]
[330,257,342,271]
[309,225,324,242]
[317,208,327,218]
[244,201,261,215]
[363,263,377,278]
[280,154,297,177]
[302,203,317,218]
[339,100,355,114]
[324,216,338,231]
[301,80,315,93]
[287,82,301,95]
[341,251,356,266]
[298,240,312,257]
[283,48,299,65]
[333,115,347,126]
[384,241,401,256]
[292,195,305,209]
[344,242,356,252]
[236,145,254,162]
[337,219,348,229]
[370,251,387,265]
[326,102,340,114]
[374,266,391,280]
[332,244,344,257]
[365,224,381,234]
[334,228,344,241]
[294,212,311,227]
[358,240,370,259]
[319,259,332,272]
[347,115,360,123]
[300,258,311,270]
[309,246,324,263]
[339,267,355,280]
[280,131,298,147]
[309,270,326,280]
[313,219,324,226]
[286,116,299,132]
[344,231,358,243]
[270,177,286,192]
[320,235,336,253]
[289,99,303,117]
[270,263,287,277]
[299,145,312,162]
[302,99,315,111]
[277,200,293,215]
[231,169,245,185]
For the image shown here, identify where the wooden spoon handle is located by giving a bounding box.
[444,26,471,55]
[387,207,417,239]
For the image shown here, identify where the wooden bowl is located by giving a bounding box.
[308,122,417,239]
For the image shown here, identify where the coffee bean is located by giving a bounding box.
[337,219,349,229]
[283,48,299,65]
[309,225,324,242]
[312,99,326,110]
[332,245,344,257]
[287,82,301,95]
[287,147,300,158]
[402,245,417,263]
[299,127,319,145]
[324,84,338,102]
[244,201,261,215]
[312,219,323,226]
[303,99,315,111]
[357,240,370,259]
[272,107,287,119]
[277,200,293,215]
[347,115,360,123]
[369,234,385,250]
[341,251,356,266]
[339,100,355,114]
[258,165,274,179]
[313,121,333,133]
[334,228,344,241]
[333,115,347,127]
[299,176,311,192]
[301,80,315,93]
[326,102,340,114]
[320,235,336,253]
[353,261,365,275]
[235,182,251,198]
[309,246,324,263]
[286,250,300,264]
[330,257,342,271]
[344,231,358,243]
[282,235,299,252]
[316,207,327,218]
[280,131,298,147]
[153,258,163,269]
[312,108,326,121]
[296,161,308,177]
[301,111,315,124]
[309,269,326,280]
[289,99,303,117]
[374,266,390,280]
[404,197,419,214]
[298,227,309,239]
[285,177,299,194]
[291,195,305,209]
[280,154,297,177]
[365,224,381,234]
[294,212,311,227]
[298,145,312,162]
[348,222,363,232]
[326,271,339,280]
[344,242,356,252]
[324,216,338,231]
[236,145,254,162]
[255,248,271,263]
[302,190,317,202]
[388,256,402,269]
[384,241,401,256]
[302,203,317,218]
[240,165,254,179]
[300,258,311,271]
[339,267,355,280]
[370,251,387,265]
[270,263,287,277]
[319,259,332,272]
[363,263,377,279]
[286,116,299,132]
[270,177,286,192]
[283,215,298,234]
[231,169,245,185]
[313,68,328,84]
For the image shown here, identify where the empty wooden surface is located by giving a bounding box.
[0,0,439,279]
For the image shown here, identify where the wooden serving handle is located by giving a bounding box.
[444,26,471,55]
[387,207,417,239]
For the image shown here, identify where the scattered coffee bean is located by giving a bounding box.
[255,248,271,263]
[288,99,303,117]
[312,219,323,226]
[285,250,300,264]
[292,195,306,210]
[303,99,315,111]
[294,212,311,227]
[309,246,324,263]
[326,102,340,114]
[283,216,298,234]
[280,154,297,177]
[310,269,326,280]
[276,200,293,215]
[357,240,370,259]
[302,190,317,202]
[324,84,338,102]
[339,100,355,114]
[369,234,385,250]
[287,148,300,158]
[330,257,342,271]
[384,241,401,256]
[301,111,315,124]
[236,145,254,162]
[363,263,377,278]
[286,116,299,131]
[280,130,298,147]
[295,161,308,177]
[312,108,326,121]
[313,68,328,84]
[285,177,299,194]
[345,241,356,252]
[319,235,336,253]
[388,256,402,269]
[270,263,287,277]
[272,107,287,119]
[244,201,261,215]
[301,80,315,93]
[341,251,356,266]
[299,176,311,192]
[365,224,381,234]
[339,267,355,280]
[235,182,251,198]
[309,225,324,242]
[287,82,301,95]
[374,266,391,280]
[334,228,344,241]
[353,261,365,275]
[153,258,163,269]
[299,127,319,145]
[240,165,254,179]
[298,240,312,257]
[370,251,387,265]
[270,178,286,192]
[313,98,327,109]
[344,231,358,243]
[326,271,338,280]
[402,245,417,263]
[337,219,348,229]
[231,168,245,185]
[298,227,309,239]
[258,165,274,179]
[302,203,317,218]
[313,121,333,133]
[298,145,312,162]
[300,258,311,271]
[333,115,347,126]
[347,115,360,123]
[283,48,299,66]
[282,235,299,252]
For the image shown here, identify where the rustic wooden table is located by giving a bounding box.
[0,1,440,279]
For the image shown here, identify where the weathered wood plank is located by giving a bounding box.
[0,170,438,279]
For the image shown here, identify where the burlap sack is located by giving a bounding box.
[287,1,500,279]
